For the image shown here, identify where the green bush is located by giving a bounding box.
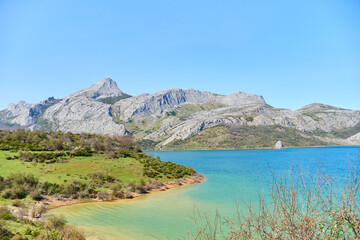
[70,148,92,157]
[0,206,12,220]
[24,227,32,235]
[0,224,14,240]
[46,215,66,230]
[31,229,41,237]
[62,179,87,195]
[0,173,41,199]
[39,181,62,195]
[88,171,117,185]
[7,173,38,187]
[30,191,43,201]
[11,187,27,199]
[1,189,12,199]
[0,129,139,154]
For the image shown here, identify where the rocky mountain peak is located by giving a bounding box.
[296,103,346,112]
[72,78,127,100]
[7,100,30,113]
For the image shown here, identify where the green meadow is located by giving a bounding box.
[0,151,145,185]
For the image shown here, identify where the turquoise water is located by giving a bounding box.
[52,146,360,239]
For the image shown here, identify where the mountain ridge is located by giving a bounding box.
[1,78,359,149]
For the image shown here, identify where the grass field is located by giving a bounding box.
[0,151,151,205]
[0,151,147,185]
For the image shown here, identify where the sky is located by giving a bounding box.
[0,0,359,110]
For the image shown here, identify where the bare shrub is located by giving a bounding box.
[11,199,24,208]
[97,191,112,201]
[31,205,47,218]
[117,135,137,149]
[127,181,147,193]
[30,190,43,201]
[61,225,86,240]
[46,215,66,230]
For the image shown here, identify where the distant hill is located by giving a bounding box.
[1,78,359,150]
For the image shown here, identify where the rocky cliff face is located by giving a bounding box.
[113,88,216,121]
[1,78,359,149]
[39,78,128,135]
[0,97,57,126]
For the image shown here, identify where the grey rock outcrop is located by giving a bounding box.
[5,101,41,126]
[114,89,216,121]
[0,97,57,126]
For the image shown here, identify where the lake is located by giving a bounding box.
[51,146,360,239]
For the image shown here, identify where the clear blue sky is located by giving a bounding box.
[0,0,359,110]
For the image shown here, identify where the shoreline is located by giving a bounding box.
[44,173,205,210]
[147,144,360,152]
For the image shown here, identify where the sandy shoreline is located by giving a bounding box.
[44,173,205,210]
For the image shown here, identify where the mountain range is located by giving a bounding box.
[1,78,359,150]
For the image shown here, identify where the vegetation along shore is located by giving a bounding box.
[0,129,203,239]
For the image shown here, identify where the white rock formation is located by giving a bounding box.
[275,141,283,149]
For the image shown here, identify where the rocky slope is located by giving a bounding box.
[348,132,360,143]
[39,78,129,135]
[1,78,359,149]
[0,97,58,127]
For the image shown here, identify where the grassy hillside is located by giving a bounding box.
[162,125,330,150]
[313,123,360,139]
[0,129,196,202]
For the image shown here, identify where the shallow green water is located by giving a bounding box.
[52,146,360,239]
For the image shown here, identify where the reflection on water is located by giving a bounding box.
[51,146,360,239]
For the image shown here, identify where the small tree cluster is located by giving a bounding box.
[0,129,140,153]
